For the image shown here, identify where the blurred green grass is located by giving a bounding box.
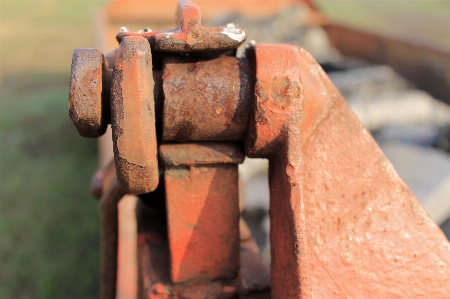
[1,1,106,298]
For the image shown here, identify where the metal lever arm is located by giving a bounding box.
[111,36,159,194]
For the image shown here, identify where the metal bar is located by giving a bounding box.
[325,23,450,103]
[162,56,252,141]
[99,160,126,299]
[136,188,172,298]
[161,142,243,297]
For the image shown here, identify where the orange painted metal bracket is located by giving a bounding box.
[246,43,450,298]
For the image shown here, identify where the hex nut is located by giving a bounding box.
[69,48,109,138]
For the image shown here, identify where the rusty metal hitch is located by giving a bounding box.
[69,0,450,298]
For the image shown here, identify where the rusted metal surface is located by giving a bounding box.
[98,159,125,299]
[325,23,450,103]
[69,48,109,138]
[246,43,312,298]
[162,56,252,141]
[111,36,159,195]
[246,42,450,298]
[116,0,247,53]
[161,142,242,297]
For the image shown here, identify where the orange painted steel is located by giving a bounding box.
[161,143,243,297]
[247,43,450,298]
[245,44,312,298]
[111,36,159,194]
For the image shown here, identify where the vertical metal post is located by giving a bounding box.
[160,143,244,297]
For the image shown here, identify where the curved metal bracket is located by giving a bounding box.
[246,43,450,298]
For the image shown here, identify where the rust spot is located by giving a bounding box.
[271,76,301,108]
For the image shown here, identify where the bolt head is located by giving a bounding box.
[69,48,108,138]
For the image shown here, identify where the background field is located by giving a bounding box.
[1,1,449,298]
[316,0,450,49]
[1,1,107,298]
